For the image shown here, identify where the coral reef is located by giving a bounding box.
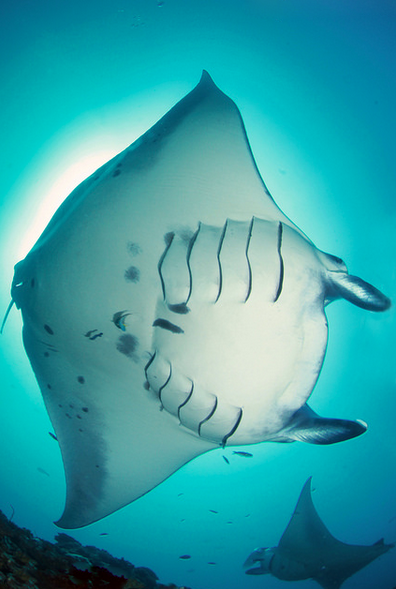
[0,509,190,589]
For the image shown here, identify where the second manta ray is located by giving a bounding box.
[244,477,394,588]
[10,71,390,528]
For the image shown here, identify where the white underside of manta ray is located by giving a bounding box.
[9,71,390,528]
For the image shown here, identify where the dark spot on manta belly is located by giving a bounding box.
[117,333,139,358]
[168,303,190,314]
[153,318,184,334]
[82,407,89,413]
[112,163,122,177]
[127,241,141,256]
[44,324,54,335]
[124,266,140,282]
[77,376,85,384]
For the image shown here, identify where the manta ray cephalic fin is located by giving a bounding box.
[269,404,368,445]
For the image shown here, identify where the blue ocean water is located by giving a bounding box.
[0,1,395,588]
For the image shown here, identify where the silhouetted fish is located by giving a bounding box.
[232,451,253,457]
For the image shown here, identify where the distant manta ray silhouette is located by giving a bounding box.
[7,71,390,528]
[244,477,394,588]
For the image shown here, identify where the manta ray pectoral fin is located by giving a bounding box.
[270,404,367,445]
[327,272,391,311]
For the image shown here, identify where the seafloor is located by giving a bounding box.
[0,509,190,589]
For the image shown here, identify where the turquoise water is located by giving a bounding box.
[1,1,395,588]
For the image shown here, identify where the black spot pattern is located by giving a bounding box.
[116,333,139,358]
[60,401,92,426]
[77,376,85,384]
[44,324,54,335]
[168,303,190,314]
[127,241,141,256]
[153,318,184,334]
[124,266,140,282]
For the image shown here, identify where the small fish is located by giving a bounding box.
[208,562,216,565]
[222,455,230,464]
[49,432,58,441]
[84,329,97,338]
[37,467,50,477]
[179,554,191,560]
[90,332,103,340]
[232,451,253,458]
[99,533,109,536]
[84,329,103,340]
[209,509,218,514]
[112,310,131,331]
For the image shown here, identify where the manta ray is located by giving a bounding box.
[244,477,394,588]
[8,71,390,528]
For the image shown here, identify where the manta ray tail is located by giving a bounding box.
[0,299,15,334]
